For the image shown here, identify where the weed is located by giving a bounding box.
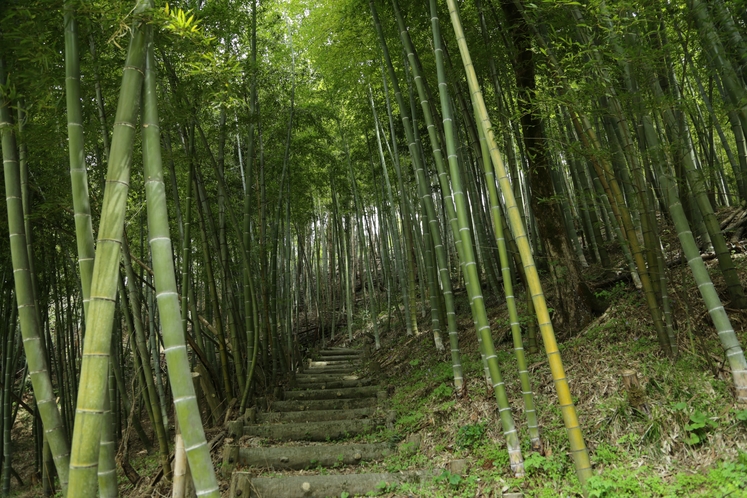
[592,442,620,466]
[523,452,569,480]
[594,282,627,302]
[370,480,398,494]
[434,469,462,489]
[475,443,510,470]
[704,460,747,495]
[674,402,718,445]
[615,432,640,452]
[396,411,424,432]
[683,410,718,445]
[431,382,453,400]
[456,422,486,450]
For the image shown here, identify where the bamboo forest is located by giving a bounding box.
[3,0,747,496]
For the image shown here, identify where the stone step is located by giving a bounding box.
[316,354,363,362]
[230,470,430,498]
[318,348,364,356]
[308,359,360,368]
[303,366,358,374]
[291,379,374,390]
[242,418,377,441]
[255,407,374,424]
[269,397,379,412]
[293,373,368,383]
[283,386,382,401]
[223,442,393,471]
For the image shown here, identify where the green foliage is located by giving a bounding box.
[475,443,510,470]
[431,383,453,400]
[161,4,206,39]
[371,480,398,494]
[705,460,747,496]
[523,452,569,480]
[586,468,651,498]
[583,460,747,497]
[593,282,627,302]
[384,451,428,473]
[683,410,718,445]
[396,410,425,432]
[592,443,620,466]
[674,403,718,445]
[455,423,486,450]
[434,469,462,489]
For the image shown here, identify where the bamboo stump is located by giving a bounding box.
[622,369,647,412]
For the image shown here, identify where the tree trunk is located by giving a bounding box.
[501,0,593,333]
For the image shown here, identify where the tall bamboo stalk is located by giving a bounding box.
[642,117,747,404]
[67,2,149,493]
[392,0,463,388]
[0,58,71,494]
[429,0,524,476]
[440,0,592,485]
[142,28,220,497]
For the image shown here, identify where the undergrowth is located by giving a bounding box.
[365,262,747,497]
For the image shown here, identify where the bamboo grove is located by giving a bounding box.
[0,0,746,495]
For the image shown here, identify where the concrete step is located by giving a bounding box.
[308,361,360,370]
[293,373,368,383]
[223,442,393,471]
[242,418,377,441]
[283,386,382,401]
[318,348,364,356]
[230,470,430,498]
[315,354,363,362]
[255,407,374,424]
[291,379,374,390]
[304,366,357,374]
[269,397,379,412]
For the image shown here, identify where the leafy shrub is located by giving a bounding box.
[434,469,462,489]
[523,452,568,480]
[456,423,486,450]
[683,410,717,445]
[431,383,453,400]
[592,443,620,466]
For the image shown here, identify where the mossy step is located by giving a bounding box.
[290,379,374,390]
[230,470,431,497]
[283,386,382,401]
[242,418,378,441]
[293,373,368,383]
[304,366,358,374]
[308,359,361,368]
[269,397,380,412]
[223,442,393,471]
[254,407,374,424]
[318,349,364,356]
[316,354,364,362]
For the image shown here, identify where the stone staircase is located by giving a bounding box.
[223,347,428,497]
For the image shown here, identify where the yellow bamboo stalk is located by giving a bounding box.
[444,0,592,486]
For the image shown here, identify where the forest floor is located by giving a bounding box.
[349,268,747,497]
[8,224,747,497]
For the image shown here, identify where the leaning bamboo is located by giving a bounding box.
[643,117,747,404]
[442,0,592,485]
[0,59,71,494]
[429,0,524,476]
[66,1,148,494]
